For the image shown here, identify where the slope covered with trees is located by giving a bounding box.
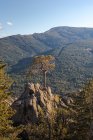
[1,56,93,140]
[1,26,93,93]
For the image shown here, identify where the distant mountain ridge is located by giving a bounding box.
[1,26,93,92]
[1,26,93,65]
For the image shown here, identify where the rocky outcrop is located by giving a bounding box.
[12,83,68,125]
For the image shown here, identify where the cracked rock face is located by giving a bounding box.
[12,83,68,125]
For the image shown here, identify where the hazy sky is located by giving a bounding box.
[0,0,93,37]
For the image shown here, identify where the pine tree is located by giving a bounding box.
[0,61,21,140]
[69,80,93,140]
[26,107,71,140]
[28,55,55,88]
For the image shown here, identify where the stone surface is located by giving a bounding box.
[12,82,68,125]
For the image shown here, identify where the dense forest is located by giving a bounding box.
[1,27,93,94]
[0,56,93,140]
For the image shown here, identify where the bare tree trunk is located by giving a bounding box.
[47,118,51,140]
[48,122,51,140]
[89,91,93,140]
[43,70,47,88]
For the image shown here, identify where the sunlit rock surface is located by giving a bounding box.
[12,83,69,125]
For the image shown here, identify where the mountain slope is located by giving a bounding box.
[1,26,93,65]
[0,34,51,65]
[1,26,93,93]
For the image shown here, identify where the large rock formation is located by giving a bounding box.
[12,83,69,125]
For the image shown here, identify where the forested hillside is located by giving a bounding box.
[1,26,93,93]
[1,59,93,140]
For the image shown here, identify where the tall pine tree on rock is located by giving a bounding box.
[29,55,55,88]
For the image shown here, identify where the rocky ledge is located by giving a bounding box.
[12,83,71,125]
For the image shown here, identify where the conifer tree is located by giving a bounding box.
[0,61,21,140]
[29,55,55,88]
[69,80,93,140]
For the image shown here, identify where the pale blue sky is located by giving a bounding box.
[0,0,93,37]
